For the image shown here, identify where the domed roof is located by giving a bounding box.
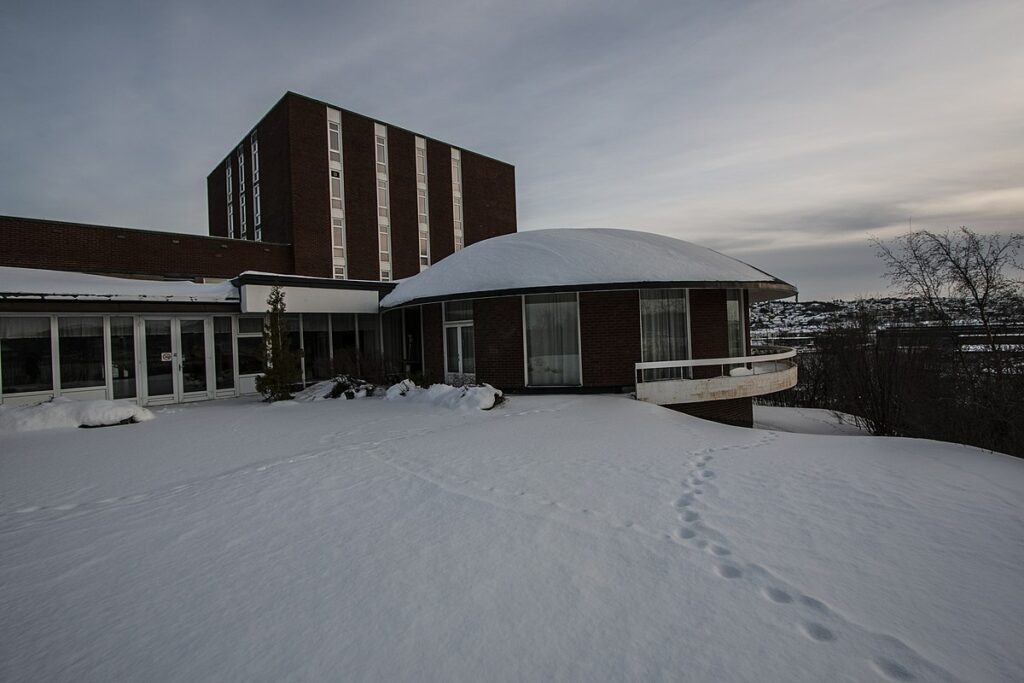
[381,228,795,307]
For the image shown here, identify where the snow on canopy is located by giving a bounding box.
[381,228,795,307]
[0,266,238,303]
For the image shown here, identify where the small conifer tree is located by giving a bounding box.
[255,285,301,401]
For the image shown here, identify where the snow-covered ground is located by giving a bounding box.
[754,405,868,436]
[2,394,1022,682]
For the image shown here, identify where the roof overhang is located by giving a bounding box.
[381,279,797,309]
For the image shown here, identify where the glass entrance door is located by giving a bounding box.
[178,319,210,399]
[143,319,175,402]
[141,318,213,404]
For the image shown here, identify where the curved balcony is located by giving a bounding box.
[634,346,797,405]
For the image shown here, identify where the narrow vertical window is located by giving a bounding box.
[416,137,430,270]
[250,131,260,183]
[226,159,235,239]
[726,289,745,358]
[251,131,261,241]
[451,149,464,251]
[375,122,392,281]
[253,183,262,241]
[327,109,347,278]
[237,147,247,239]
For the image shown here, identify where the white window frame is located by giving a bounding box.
[237,147,247,239]
[250,131,260,183]
[451,148,464,251]
[225,160,234,239]
[416,137,430,270]
[327,109,348,279]
[442,302,475,384]
[375,123,392,281]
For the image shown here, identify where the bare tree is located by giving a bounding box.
[873,227,1023,354]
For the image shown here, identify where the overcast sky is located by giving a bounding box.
[2,0,1022,300]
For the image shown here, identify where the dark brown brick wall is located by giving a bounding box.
[473,296,525,389]
[667,398,753,428]
[257,97,293,246]
[288,95,332,277]
[580,290,640,388]
[0,215,293,279]
[342,110,379,281]
[421,303,444,383]
[462,150,516,246]
[386,127,419,280]
[688,289,729,379]
[426,139,454,264]
[207,159,228,238]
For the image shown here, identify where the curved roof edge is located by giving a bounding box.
[382,279,796,309]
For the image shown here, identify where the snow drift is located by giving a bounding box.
[0,397,154,432]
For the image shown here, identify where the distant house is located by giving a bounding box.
[0,93,796,426]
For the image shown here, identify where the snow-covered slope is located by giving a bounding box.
[381,228,795,307]
[1,396,1021,682]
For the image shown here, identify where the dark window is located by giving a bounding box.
[1,317,52,394]
[302,314,331,382]
[110,317,136,399]
[214,317,234,390]
[238,316,264,334]
[237,337,264,375]
[331,314,357,375]
[58,317,105,389]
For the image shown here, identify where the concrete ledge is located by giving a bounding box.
[636,364,797,405]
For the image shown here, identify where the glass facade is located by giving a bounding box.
[0,312,387,403]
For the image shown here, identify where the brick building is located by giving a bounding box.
[381,229,798,427]
[0,92,796,426]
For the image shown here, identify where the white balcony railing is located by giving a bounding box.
[634,345,797,405]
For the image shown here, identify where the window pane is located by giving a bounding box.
[214,316,234,390]
[179,319,208,394]
[460,326,475,374]
[302,314,332,382]
[331,314,357,375]
[238,316,264,334]
[237,337,264,375]
[445,327,460,374]
[443,300,473,322]
[357,314,380,360]
[110,316,136,398]
[144,320,174,397]
[58,317,104,389]
[1,317,52,394]
[727,289,745,358]
[640,289,689,381]
[525,293,580,386]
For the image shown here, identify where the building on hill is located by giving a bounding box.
[0,93,796,426]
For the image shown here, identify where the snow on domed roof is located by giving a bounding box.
[381,228,795,307]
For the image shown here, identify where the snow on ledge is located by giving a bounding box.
[0,266,238,303]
